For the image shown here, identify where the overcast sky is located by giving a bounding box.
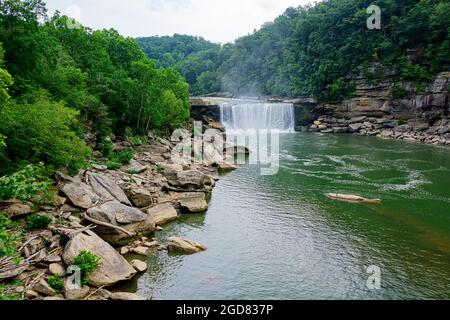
[43,0,315,43]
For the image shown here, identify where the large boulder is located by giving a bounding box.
[56,172,100,209]
[57,171,131,209]
[167,237,207,255]
[83,171,131,206]
[0,200,32,218]
[146,203,178,226]
[86,201,155,245]
[164,169,215,190]
[124,186,156,208]
[62,231,136,287]
[177,193,208,213]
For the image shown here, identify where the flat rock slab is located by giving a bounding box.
[167,237,207,255]
[62,231,136,288]
[146,203,178,226]
[177,193,208,213]
[87,201,147,225]
[110,292,146,301]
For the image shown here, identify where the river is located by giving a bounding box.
[124,100,450,300]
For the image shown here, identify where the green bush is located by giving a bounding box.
[105,161,122,170]
[126,134,148,147]
[47,275,64,292]
[0,212,21,259]
[109,149,134,165]
[0,98,92,175]
[0,163,52,201]
[98,138,114,158]
[25,214,52,230]
[392,85,410,100]
[73,250,101,285]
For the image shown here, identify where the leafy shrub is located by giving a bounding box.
[0,134,5,148]
[73,250,101,285]
[392,85,410,100]
[47,275,64,292]
[126,134,148,147]
[0,163,52,201]
[98,137,114,158]
[0,98,92,175]
[25,214,52,230]
[397,119,408,126]
[105,161,122,170]
[109,149,134,165]
[0,213,21,259]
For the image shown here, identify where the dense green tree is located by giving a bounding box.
[138,0,449,100]
[0,1,190,175]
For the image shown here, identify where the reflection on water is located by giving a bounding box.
[128,133,450,300]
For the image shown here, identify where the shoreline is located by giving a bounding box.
[0,131,243,300]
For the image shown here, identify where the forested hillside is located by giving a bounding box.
[137,35,226,95]
[0,0,190,176]
[139,0,450,100]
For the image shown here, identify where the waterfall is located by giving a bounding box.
[220,101,295,133]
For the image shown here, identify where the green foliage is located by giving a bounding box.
[109,149,133,165]
[0,98,92,175]
[398,119,408,126]
[0,1,190,179]
[73,250,101,285]
[25,214,52,230]
[126,133,148,147]
[0,212,21,259]
[392,85,410,100]
[138,1,450,99]
[0,134,6,148]
[105,161,121,170]
[0,163,52,201]
[0,280,22,300]
[47,275,64,292]
[98,138,114,158]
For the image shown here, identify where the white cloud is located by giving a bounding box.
[43,0,315,43]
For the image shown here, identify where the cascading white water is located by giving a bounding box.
[220,101,295,133]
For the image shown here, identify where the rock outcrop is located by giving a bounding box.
[303,70,450,146]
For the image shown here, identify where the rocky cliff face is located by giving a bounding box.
[301,71,450,146]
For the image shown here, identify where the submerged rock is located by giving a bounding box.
[167,237,207,255]
[62,231,136,287]
[326,193,381,204]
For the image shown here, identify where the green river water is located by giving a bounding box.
[124,133,450,300]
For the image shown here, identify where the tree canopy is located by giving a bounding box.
[0,0,190,175]
[138,0,450,100]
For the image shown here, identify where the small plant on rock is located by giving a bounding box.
[47,275,64,292]
[73,250,101,285]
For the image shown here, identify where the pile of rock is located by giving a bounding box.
[308,116,450,146]
[2,129,241,300]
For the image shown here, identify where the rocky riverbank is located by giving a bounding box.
[0,131,243,300]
